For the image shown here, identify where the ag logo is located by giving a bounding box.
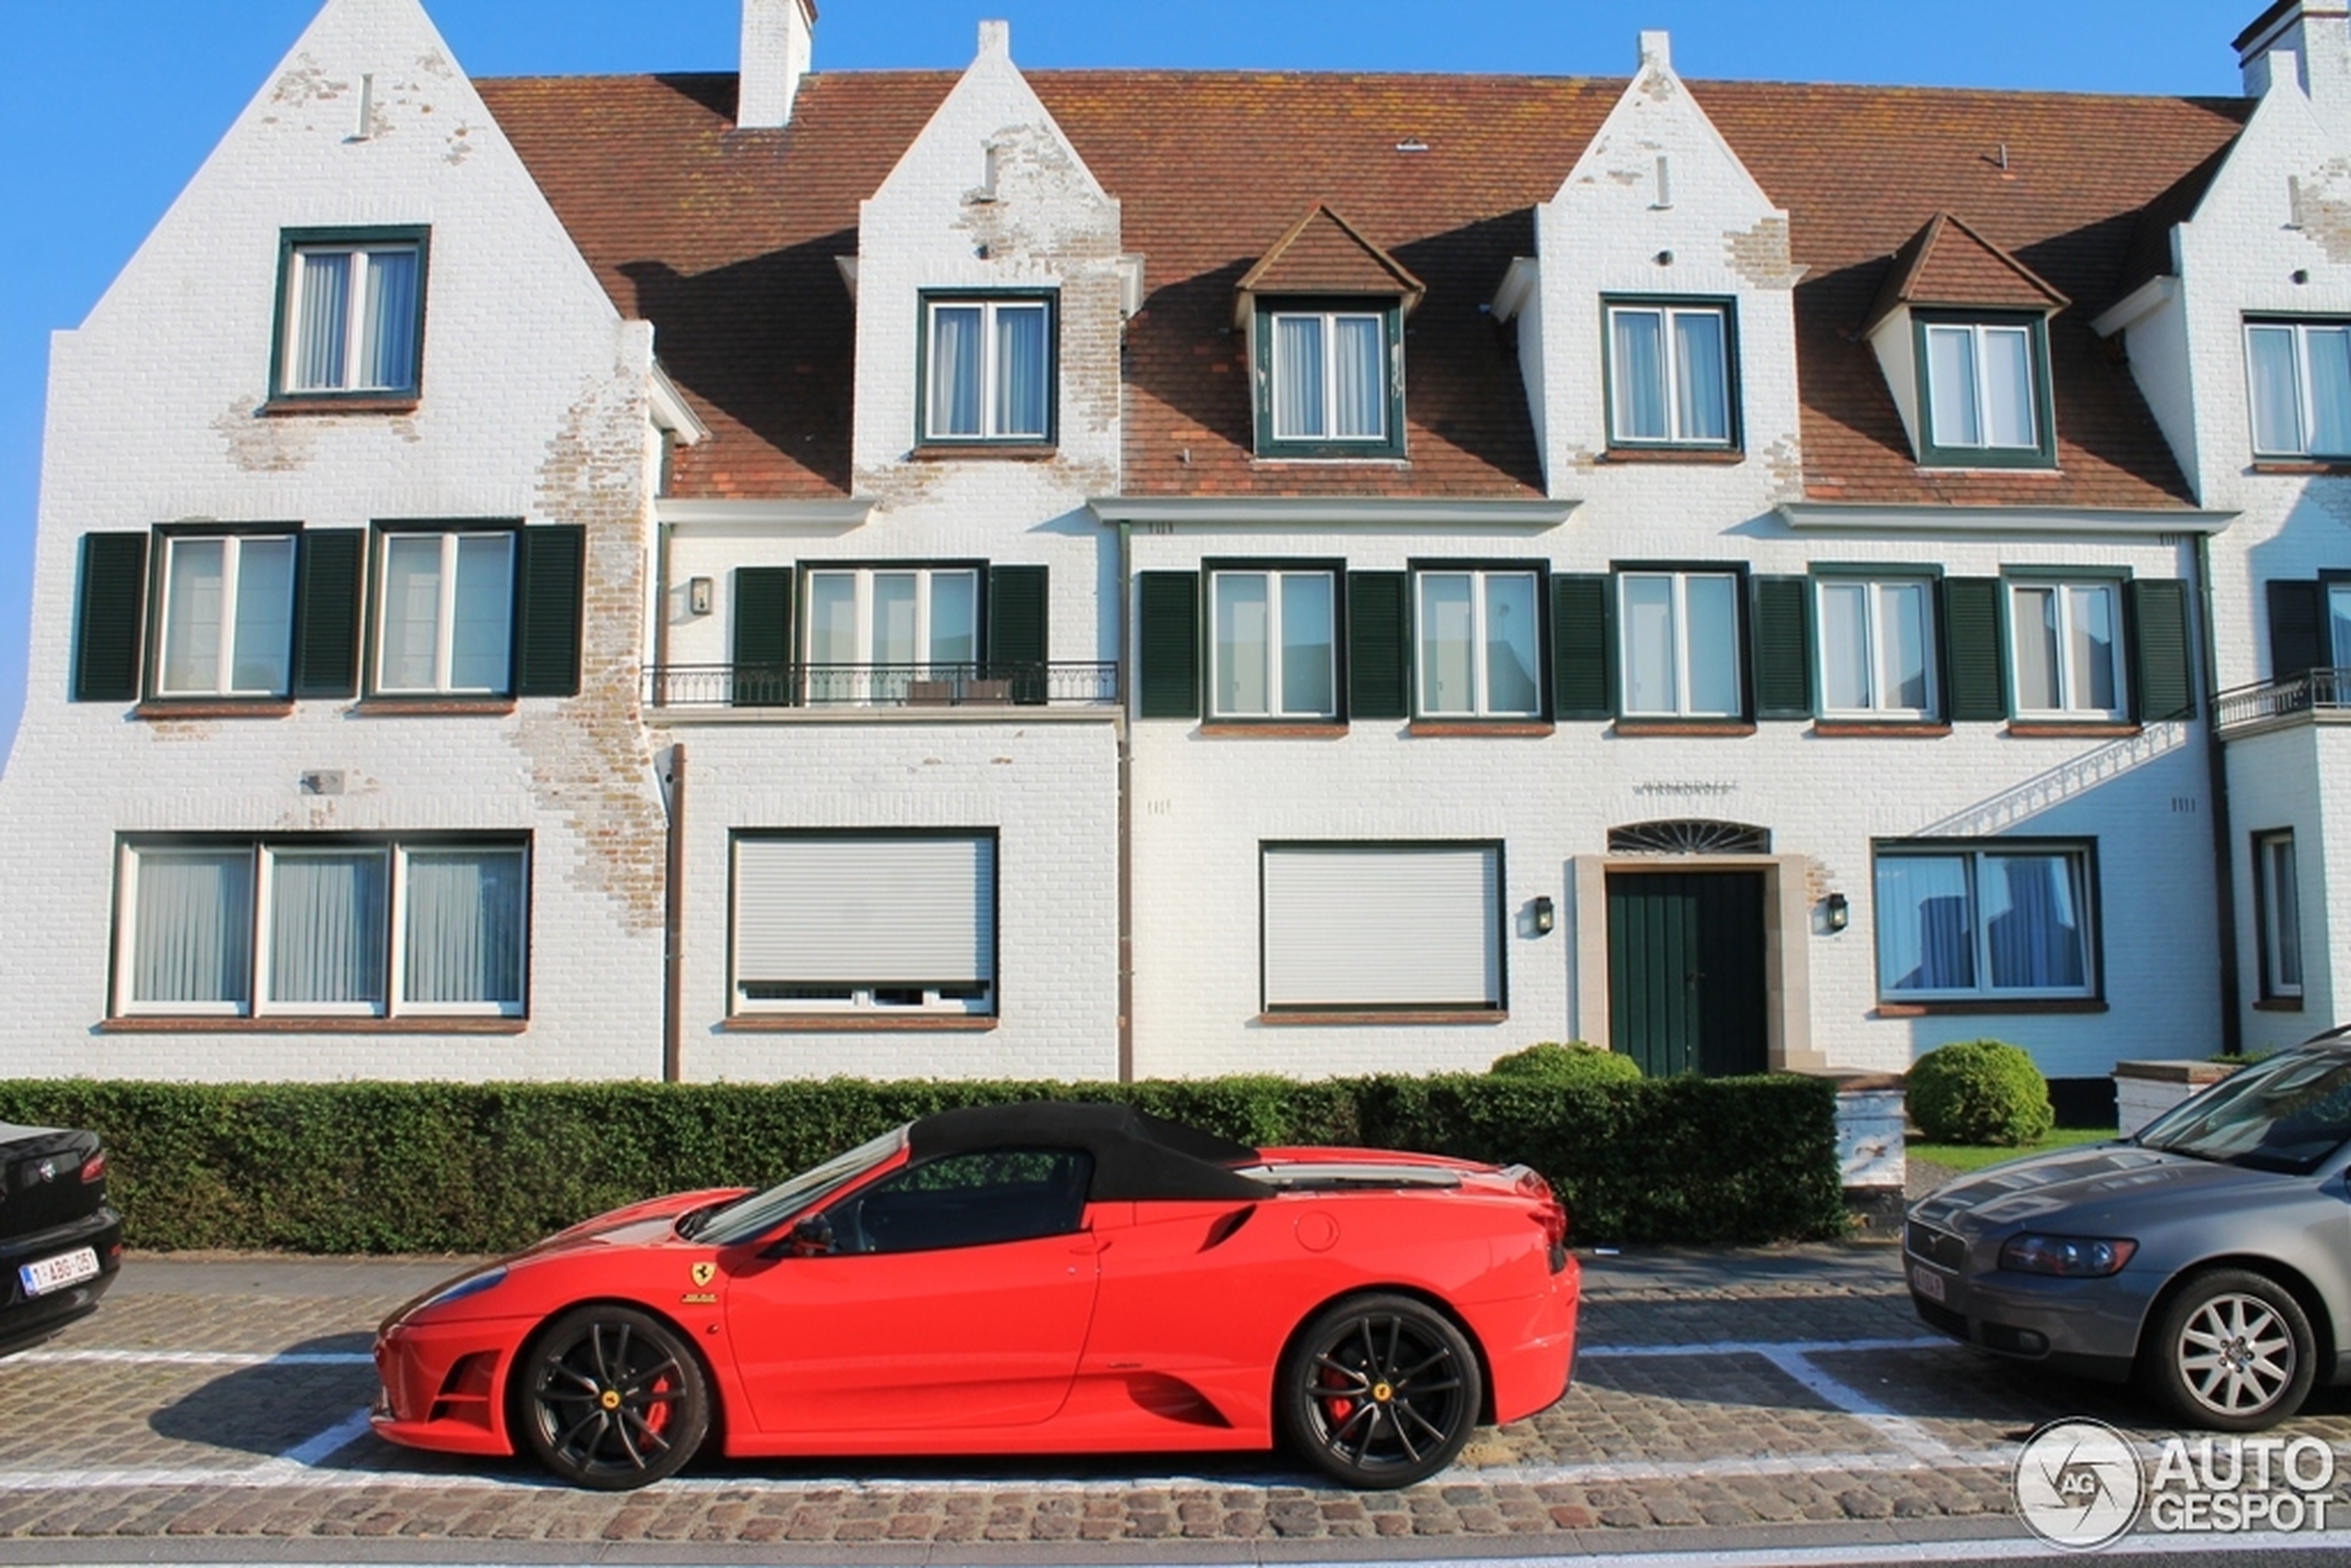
[690,1262,716,1288]
[2015,1417,2142,1550]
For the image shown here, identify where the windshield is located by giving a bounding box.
[693,1125,909,1247]
[2135,1050,2351,1176]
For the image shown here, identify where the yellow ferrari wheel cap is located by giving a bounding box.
[1373,1382,1393,1402]
[599,1388,622,1411]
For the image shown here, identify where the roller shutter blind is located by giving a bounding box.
[735,835,994,992]
[1262,843,1500,1010]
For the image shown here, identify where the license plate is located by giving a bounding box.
[1911,1263,1948,1303]
[19,1247,98,1299]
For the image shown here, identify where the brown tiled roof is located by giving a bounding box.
[1864,213,2069,330]
[1236,205,1429,314]
[479,69,2250,510]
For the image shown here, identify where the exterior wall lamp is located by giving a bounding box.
[688,576,715,616]
[1532,895,1556,936]
[1824,891,1850,933]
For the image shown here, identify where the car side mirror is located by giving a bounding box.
[786,1214,835,1258]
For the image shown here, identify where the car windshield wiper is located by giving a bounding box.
[674,1201,731,1240]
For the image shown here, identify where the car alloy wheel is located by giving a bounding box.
[1279,1293,1482,1488]
[520,1305,709,1488]
[2144,1269,2316,1432]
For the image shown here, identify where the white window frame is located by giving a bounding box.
[1268,308,1390,443]
[1873,843,2096,1003]
[372,529,516,697]
[280,240,424,396]
[2245,320,2351,460]
[2256,829,2304,1002]
[731,833,997,1015]
[2007,579,2125,720]
[1414,568,1543,718]
[1618,570,1743,718]
[1261,842,1503,1012]
[155,532,298,698]
[802,566,982,704]
[113,838,529,1020]
[923,296,1052,442]
[1815,577,1939,720]
[1605,301,1734,448]
[1209,568,1338,720]
[1922,320,2040,452]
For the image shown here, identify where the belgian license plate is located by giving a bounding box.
[19,1247,98,1299]
[1911,1263,1948,1303]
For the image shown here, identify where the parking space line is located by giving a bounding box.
[14,1349,372,1367]
[1584,1336,1949,1360]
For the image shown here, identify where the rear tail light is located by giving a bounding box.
[1515,1167,1571,1268]
[80,1151,106,1185]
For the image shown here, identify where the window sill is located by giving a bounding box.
[1872,999,2105,1018]
[2250,460,2351,476]
[355,698,518,717]
[134,701,295,721]
[1612,719,1758,738]
[260,396,421,417]
[100,1015,527,1035]
[908,442,1059,461]
[1409,721,1555,738]
[1812,720,1952,739]
[2253,997,2307,1012]
[1255,1011,1507,1027]
[1200,723,1350,739]
[1600,446,1744,465]
[2006,720,2141,739]
[722,1014,1000,1033]
[1250,454,1412,467]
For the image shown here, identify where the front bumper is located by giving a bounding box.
[371,1313,538,1456]
[1903,1222,2150,1383]
[0,1210,123,1358]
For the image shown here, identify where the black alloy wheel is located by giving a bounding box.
[1278,1293,1483,1487]
[520,1305,709,1488]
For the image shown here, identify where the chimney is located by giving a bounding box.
[2238,2,2351,136]
[1637,30,1673,74]
[740,0,815,130]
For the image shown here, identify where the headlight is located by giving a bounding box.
[1998,1234,2136,1277]
[414,1266,507,1313]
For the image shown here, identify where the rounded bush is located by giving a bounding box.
[1906,1039,2055,1146]
[1488,1040,1644,1086]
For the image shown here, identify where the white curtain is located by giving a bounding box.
[1876,855,1974,992]
[404,850,525,1007]
[358,249,419,392]
[293,252,351,392]
[132,850,252,1007]
[1333,316,1384,438]
[1684,574,1741,716]
[2266,839,2304,992]
[449,535,513,691]
[929,305,982,437]
[1279,574,1336,716]
[2307,326,2351,456]
[1984,853,2086,989]
[1214,574,1271,716]
[1622,575,1677,714]
[1612,311,1668,441]
[162,540,226,695]
[1419,574,1474,715]
[1925,327,1980,447]
[929,572,978,667]
[1673,311,1728,442]
[993,305,1048,437]
[1819,581,1871,712]
[1275,316,1325,438]
[1884,581,1932,713]
[1485,574,1540,715]
[267,851,386,1008]
[231,537,295,694]
[1981,327,2037,448]
[2247,326,2305,455]
[2064,584,2118,713]
[2011,584,2060,710]
[380,536,442,691]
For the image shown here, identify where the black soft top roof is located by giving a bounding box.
[906,1102,1272,1202]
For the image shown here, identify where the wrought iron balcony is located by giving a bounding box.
[644,662,1121,711]
[2215,668,2351,734]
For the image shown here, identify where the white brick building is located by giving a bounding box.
[9,0,2346,1111]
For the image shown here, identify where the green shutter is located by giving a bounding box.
[513,525,584,698]
[1348,571,1409,720]
[291,529,363,699]
[1750,575,1811,720]
[2268,579,2325,680]
[1943,577,2008,723]
[731,566,795,708]
[2129,578,2195,722]
[1552,574,1612,720]
[988,564,1049,704]
[1137,571,1200,720]
[71,532,148,703]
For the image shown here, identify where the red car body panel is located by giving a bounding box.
[372,1137,1578,1464]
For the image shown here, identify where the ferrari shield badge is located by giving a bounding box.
[690,1262,716,1288]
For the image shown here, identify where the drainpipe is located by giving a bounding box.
[664,741,687,1082]
[2196,534,2243,1057]
[1117,518,1135,1084]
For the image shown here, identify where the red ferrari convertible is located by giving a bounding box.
[373,1102,1578,1490]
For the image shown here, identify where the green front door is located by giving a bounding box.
[1606,870,1768,1077]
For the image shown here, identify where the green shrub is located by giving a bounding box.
[0,1071,1847,1253]
[1906,1039,2055,1146]
[1488,1040,1644,1086]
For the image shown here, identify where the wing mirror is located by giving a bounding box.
[785,1214,835,1258]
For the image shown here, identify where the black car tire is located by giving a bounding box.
[519,1305,709,1488]
[2140,1268,2317,1432]
[1277,1293,1482,1488]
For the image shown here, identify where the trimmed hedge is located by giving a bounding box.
[1488,1040,1645,1087]
[0,1072,1847,1253]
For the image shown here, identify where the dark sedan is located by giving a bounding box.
[0,1123,121,1356]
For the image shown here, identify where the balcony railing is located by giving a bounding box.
[2215,668,2351,733]
[645,662,1121,711]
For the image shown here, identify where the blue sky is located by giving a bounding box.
[0,1,2253,753]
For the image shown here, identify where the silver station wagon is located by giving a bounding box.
[1908,1031,2351,1430]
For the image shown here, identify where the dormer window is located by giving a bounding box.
[1237,205,1423,461]
[1920,316,2046,457]
[2246,318,2351,460]
[919,292,1055,446]
[1606,299,1736,450]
